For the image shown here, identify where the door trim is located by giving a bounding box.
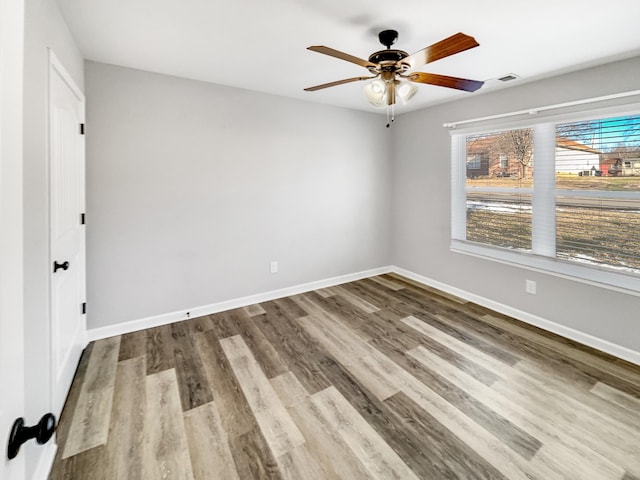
[0,0,26,477]
[48,49,87,420]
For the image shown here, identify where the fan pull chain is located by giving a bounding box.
[386,104,395,128]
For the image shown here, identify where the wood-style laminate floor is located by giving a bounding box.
[49,274,640,480]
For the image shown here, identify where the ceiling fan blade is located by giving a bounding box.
[409,72,484,92]
[304,76,375,92]
[403,32,479,70]
[307,46,377,69]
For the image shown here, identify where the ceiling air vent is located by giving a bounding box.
[498,73,519,82]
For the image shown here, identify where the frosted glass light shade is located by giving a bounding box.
[397,80,418,104]
[363,79,387,108]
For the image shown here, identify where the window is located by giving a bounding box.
[452,110,640,293]
[467,155,481,169]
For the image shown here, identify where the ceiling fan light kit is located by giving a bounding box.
[305,29,484,126]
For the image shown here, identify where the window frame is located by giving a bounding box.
[451,104,640,296]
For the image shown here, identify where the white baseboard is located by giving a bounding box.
[86,266,393,341]
[32,439,57,480]
[85,263,639,367]
[392,266,640,367]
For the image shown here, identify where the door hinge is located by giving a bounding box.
[80,213,85,225]
[82,302,86,315]
[80,123,85,135]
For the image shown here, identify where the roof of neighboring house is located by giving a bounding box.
[555,137,602,154]
[466,135,602,156]
[466,136,497,155]
[600,158,619,166]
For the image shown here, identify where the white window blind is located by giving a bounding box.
[554,115,640,273]
[465,128,533,251]
[451,110,640,294]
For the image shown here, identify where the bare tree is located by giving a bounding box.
[608,144,640,159]
[495,129,533,178]
[558,116,640,154]
[556,120,598,146]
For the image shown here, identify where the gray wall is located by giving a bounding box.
[85,62,391,329]
[85,56,640,352]
[392,56,640,354]
[23,0,84,476]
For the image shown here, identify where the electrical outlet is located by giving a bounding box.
[270,261,278,274]
[526,280,537,295]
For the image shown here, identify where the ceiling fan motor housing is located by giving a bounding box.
[369,29,410,73]
[368,49,409,64]
[367,49,411,75]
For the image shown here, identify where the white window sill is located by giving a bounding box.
[451,239,640,297]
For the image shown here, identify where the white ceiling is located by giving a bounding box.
[56,0,640,114]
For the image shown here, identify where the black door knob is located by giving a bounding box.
[53,260,70,273]
[7,413,56,460]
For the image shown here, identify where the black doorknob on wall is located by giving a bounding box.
[53,260,70,272]
[7,413,56,460]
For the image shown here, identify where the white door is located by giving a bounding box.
[49,52,86,418]
[0,0,26,477]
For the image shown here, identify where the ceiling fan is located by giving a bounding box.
[304,30,484,124]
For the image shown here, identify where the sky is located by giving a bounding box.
[557,114,640,153]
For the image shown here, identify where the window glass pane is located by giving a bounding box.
[466,194,532,250]
[556,202,640,274]
[466,129,534,187]
[556,115,640,191]
[555,115,640,273]
[465,128,534,251]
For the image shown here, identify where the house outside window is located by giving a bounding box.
[499,154,508,169]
